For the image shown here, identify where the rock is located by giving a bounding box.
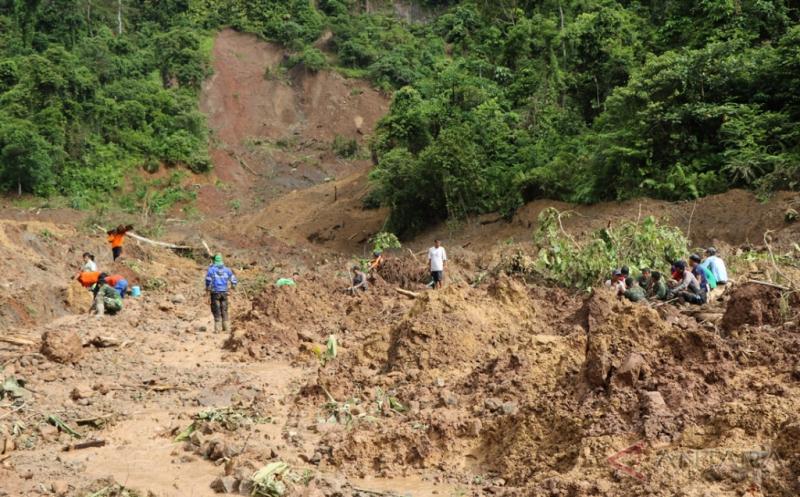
[206,439,231,460]
[2,436,15,454]
[237,479,254,496]
[584,336,612,388]
[614,352,647,387]
[441,391,458,407]
[501,401,518,416]
[197,325,208,333]
[51,480,69,496]
[434,377,445,387]
[210,475,239,494]
[41,330,83,364]
[38,424,58,440]
[484,397,502,412]
[70,384,95,400]
[189,431,206,447]
[171,293,187,304]
[641,391,670,417]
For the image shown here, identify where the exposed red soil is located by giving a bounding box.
[198,28,389,238]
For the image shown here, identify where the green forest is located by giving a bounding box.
[1,1,799,232]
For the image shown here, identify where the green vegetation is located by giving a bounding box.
[331,134,358,158]
[364,1,800,234]
[0,1,211,200]
[3,1,798,234]
[370,231,401,252]
[502,208,689,290]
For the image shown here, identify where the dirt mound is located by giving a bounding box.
[227,269,403,359]
[721,282,797,331]
[385,276,556,375]
[378,256,429,288]
[581,288,672,388]
[40,329,83,363]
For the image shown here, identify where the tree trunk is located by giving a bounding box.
[18,177,22,196]
[117,0,123,35]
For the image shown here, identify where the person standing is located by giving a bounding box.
[205,254,238,333]
[107,225,133,261]
[427,239,447,289]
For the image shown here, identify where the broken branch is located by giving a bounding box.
[395,288,420,299]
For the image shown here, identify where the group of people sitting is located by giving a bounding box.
[608,247,729,305]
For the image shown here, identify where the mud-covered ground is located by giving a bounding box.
[1,215,799,497]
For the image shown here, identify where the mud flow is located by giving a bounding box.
[2,28,800,497]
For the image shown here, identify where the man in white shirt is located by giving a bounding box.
[428,239,447,289]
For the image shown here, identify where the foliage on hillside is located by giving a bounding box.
[364,1,800,234]
[0,1,214,202]
[2,0,799,232]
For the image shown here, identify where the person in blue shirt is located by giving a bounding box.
[700,247,728,285]
[205,254,238,333]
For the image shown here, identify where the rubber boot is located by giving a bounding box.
[222,320,230,332]
[95,299,105,317]
[214,320,222,333]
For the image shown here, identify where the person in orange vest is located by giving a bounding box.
[101,273,130,298]
[76,271,100,288]
[107,225,133,261]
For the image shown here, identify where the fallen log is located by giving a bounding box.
[127,232,192,250]
[395,288,420,299]
[95,225,193,250]
[0,337,35,347]
[63,439,106,451]
[747,279,791,291]
[88,336,120,348]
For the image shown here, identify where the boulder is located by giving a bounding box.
[613,352,647,387]
[70,384,95,401]
[41,330,83,364]
[210,476,239,494]
[640,391,670,417]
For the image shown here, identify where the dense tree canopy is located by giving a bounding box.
[1,0,798,232]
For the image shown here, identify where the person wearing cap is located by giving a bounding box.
[623,277,646,302]
[700,247,728,285]
[90,273,123,316]
[205,254,238,333]
[671,260,705,304]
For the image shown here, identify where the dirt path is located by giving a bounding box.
[0,274,311,497]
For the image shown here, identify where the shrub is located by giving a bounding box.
[503,208,689,291]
